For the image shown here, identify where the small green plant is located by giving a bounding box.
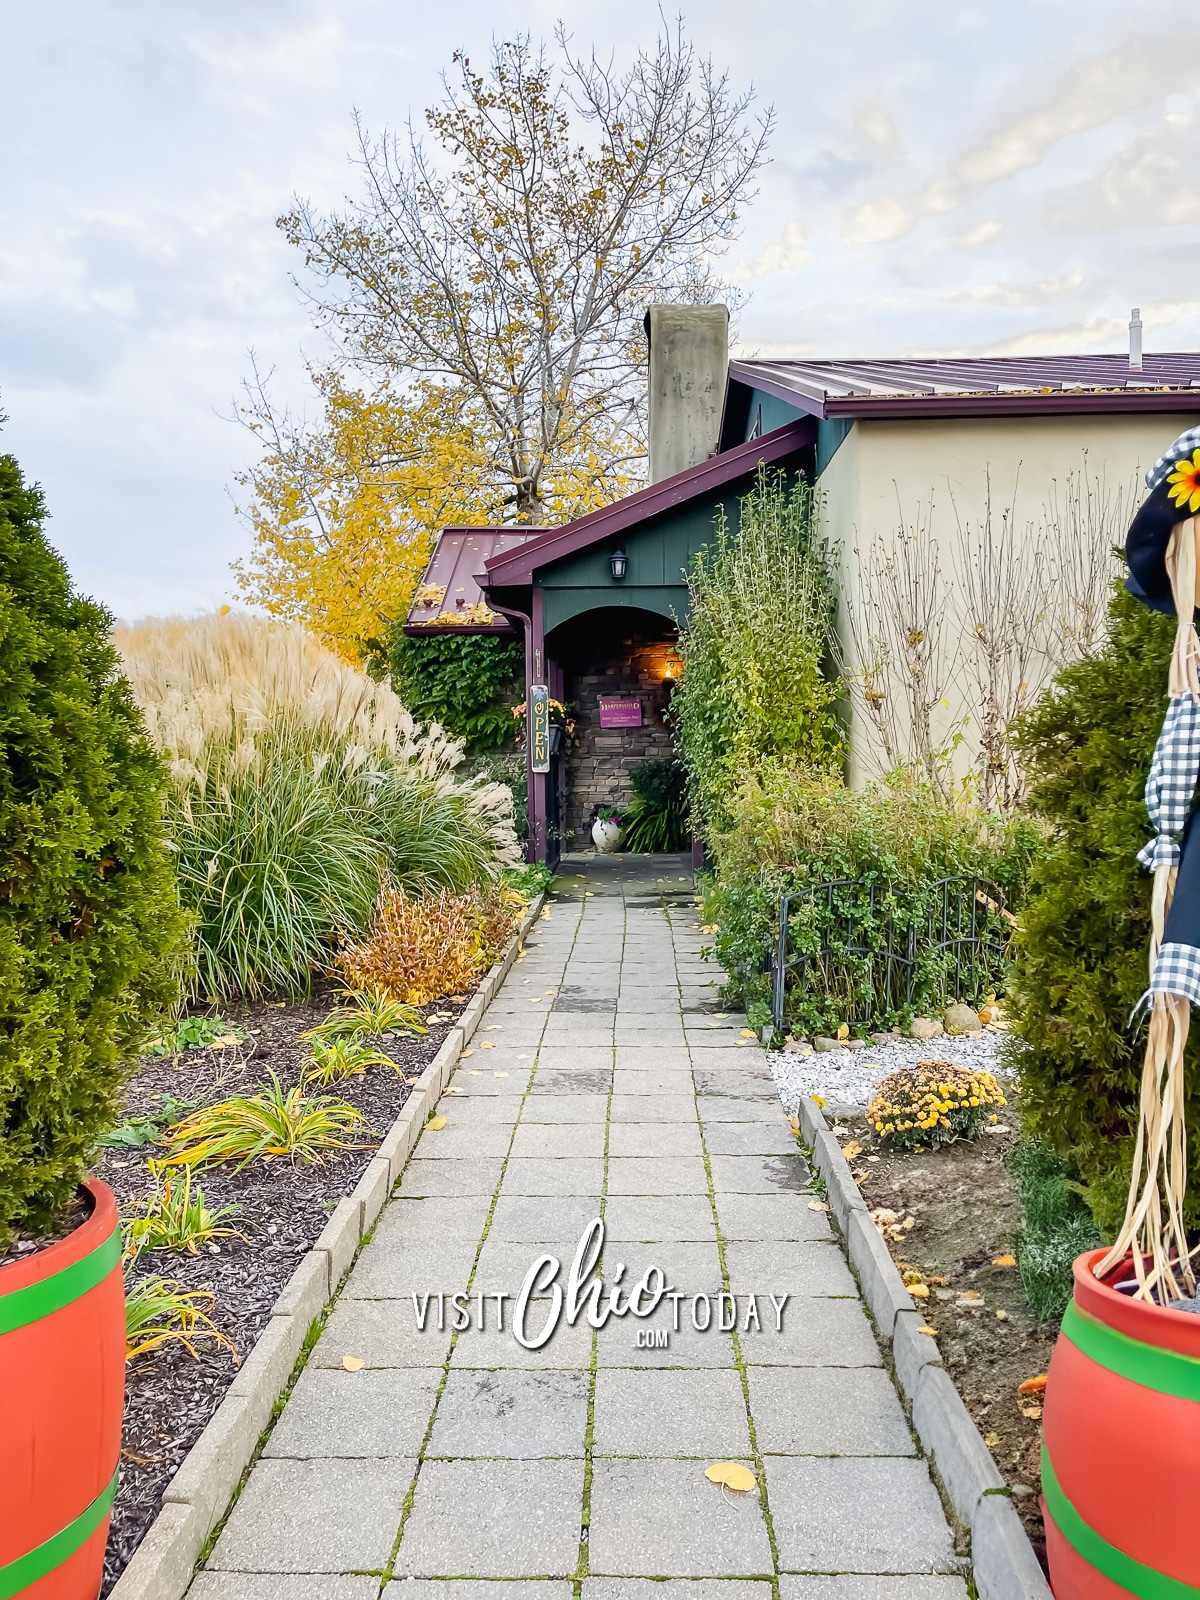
[124,1274,236,1362]
[303,988,426,1045]
[303,1036,396,1087]
[162,1073,367,1169]
[1008,1138,1102,1321]
[145,1015,245,1056]
[99,1118,163,1149]
[503,861,554,899]
[123,1166,244,1256]
[867,1059,1007,1148]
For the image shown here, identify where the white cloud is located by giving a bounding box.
[945,269,1086,306]
[729,219,811,281]
[952,218,1006,248]
[843,33,1200,245]
[1046,108,1200,230]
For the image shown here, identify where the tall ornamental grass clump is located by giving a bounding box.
[673,466,843,834]
[0,456,188,1245]
[116,613,520,999]
[709,763,1039,1034]
[1007,584,1189,1236]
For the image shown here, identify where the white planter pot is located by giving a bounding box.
[592,818,623,854]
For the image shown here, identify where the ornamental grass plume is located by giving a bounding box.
[867,1059,1006,1149]
[114,612,520,997]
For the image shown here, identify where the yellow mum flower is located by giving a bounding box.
[1167,450,1200,515]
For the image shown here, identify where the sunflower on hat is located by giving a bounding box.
[1167,450,1200,516]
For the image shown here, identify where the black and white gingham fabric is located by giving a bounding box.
[1151,941,1200,1007]
[1138,693,1200,873]
[1147,426,1200,492]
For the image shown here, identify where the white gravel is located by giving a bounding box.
[767,1030,1018,1113]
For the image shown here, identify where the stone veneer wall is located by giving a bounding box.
[557,623,680,847]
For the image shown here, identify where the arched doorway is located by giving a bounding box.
[546,605,682,850]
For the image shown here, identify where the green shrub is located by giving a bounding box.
[380,630,523,751]
[708,763,1038,1034]
[1008,1139,1102,1321]
[622,758,690,853]
[673,466,842,834]
[0,455,188,1246]
[1007,583,1189,1236]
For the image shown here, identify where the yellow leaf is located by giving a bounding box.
[984,1430,1000,1448]
[427,1115,447,1131]
[739,1029,757,1039]
[460,1048,475,1058]
[808,1199,829,1212]
[991,1254,1016,1267]
[812,1094,826,1108]
[918,1325,938,1336]
[842,1140,863,1161]
[836,1023,849,1040]
[1020,1405,1043,1419]
[789,1115,800,1133]
[342,1355,365,1372]
[908,1283,931,1298]
[480,1039,495,1049]
[705,1461,756,1493]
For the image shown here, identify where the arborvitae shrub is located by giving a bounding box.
[1009,583,1185,1235]
[0,455,188,1246]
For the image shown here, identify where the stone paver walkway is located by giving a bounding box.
[189,854,968,1599]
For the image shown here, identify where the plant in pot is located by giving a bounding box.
[1025,435,1200,1599]
[0,456,188,1598]
[510,696,576,756]
[592,805,624,854]
[621,757,690,853]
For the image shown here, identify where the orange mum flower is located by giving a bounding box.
[1166,449,1200,515]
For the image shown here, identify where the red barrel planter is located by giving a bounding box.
[1043,1247,1200,1598]
[0,1181,125,1600]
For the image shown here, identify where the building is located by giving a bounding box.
[408,308,1200,861]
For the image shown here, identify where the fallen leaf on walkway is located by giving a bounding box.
[705,1461,756,1492]
[842,1140,863,1161]
[1018,1373,1048,1395]
[480,1040,495,1049]
[808,1199,829,1212]
[342,1355,365,1372]
[493,1072,508,1079]
[444,1086,464,1095]
[485,1024,503,1030]
[739,1029,756,1039]
[545,990,556,995]
[460,1049,475,1058]
[427,1116,447,1131]
[991,1254,1017,1267]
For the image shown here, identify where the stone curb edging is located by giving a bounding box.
[798,1095,1052,1600]
[108,890,548,1600]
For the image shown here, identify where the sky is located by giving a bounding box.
[2,0,1199,618]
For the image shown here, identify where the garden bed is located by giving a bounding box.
[96,986,470,1597]
[828,1091,1056,1572]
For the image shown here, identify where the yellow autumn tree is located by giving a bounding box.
[232,367,499,659]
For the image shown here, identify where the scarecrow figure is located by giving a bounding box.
[1098,425,1200,1300]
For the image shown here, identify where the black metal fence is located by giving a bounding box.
[770,874,1012,1032]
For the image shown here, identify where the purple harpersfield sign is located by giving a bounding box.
[598,696,642,729]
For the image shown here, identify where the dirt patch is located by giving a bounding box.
[98,983,471,1596]
[831,1090,1056,1571]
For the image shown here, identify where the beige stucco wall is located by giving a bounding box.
[819,410,1200,788]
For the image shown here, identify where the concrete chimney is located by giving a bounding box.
[645,305,729,484]
[1129,307,1143,371]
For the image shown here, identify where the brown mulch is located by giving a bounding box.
[96,983,469,1597]
[828,1090,1056,1573]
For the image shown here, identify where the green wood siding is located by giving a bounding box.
[536,490,743,634]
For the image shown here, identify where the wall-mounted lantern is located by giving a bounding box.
[609,546,628,581]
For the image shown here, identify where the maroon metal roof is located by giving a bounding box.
[731,353,1200,420]
[404,527,538,634]
[483,417,816,587]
